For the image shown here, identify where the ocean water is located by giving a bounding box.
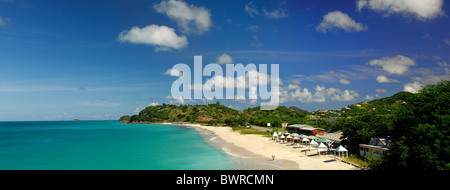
[0,121,234,170]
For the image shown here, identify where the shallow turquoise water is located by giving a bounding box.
[0,121,234,170]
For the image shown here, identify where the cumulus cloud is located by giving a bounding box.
[202,69,278,89]
[118,24,188,51]
[154,0,212,34]
[376,75,400,83]
[339,79,351,85]
[357,0,445,20]
[368,55,416,75]
[168,96,196,104]
[216,54,233,64]
[316,10,367,33]
[280,84,359,103]
[403,82,423,93]
[149,102,159,106]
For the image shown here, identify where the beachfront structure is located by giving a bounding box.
[272,132,278,141]
[334,145,348,159]
[286,124,325,136]
[317,143,327,155]
[359,137,391,160]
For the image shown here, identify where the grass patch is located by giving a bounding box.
[232,126,272,137]
[344,154,369,169]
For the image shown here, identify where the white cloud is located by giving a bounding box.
[216,54,234,64]
[280,84,359,103]
[169,96,196,104]
[438,61,449,67]
[365,95,374,100]
[316,10,367,33]
[203,69,278,89]
[263,7,288,19]
[339,79,351,85]
[163,68,182,77]
[153,0,212,34]
[149,102,159,106]
[245,1,259,17]
[118,24,188,51]
[376,75,400,83]
[368,55,416,75]
[403,82,423,93]
[357,0,445,20]
[79,101,120,107]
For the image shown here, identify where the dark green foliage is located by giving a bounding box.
[242,106,306,126]
[334,91,415,117]
[121,103,307,127]
[383,80,450,170]
[338,113,393,153]
[119,115,131,122]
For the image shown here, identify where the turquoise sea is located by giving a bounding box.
[0,121,234,170]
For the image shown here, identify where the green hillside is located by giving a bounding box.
[120,102,308,127]
[326,91,415,117]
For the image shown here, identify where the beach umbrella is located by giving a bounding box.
[298,134,308,138]
[291,133,299,137]
[317,142,327,155]
[293,136,300,144]
[272,132,278,141]
[301,138,310,147]
[286,135,292,143]
[317,138,334,143]
[310,140,318,148]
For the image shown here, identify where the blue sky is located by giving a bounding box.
[0,0,449,121]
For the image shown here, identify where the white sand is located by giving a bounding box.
[184,124,360,170]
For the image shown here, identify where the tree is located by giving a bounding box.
[384,81,450,170]
[339,113,392,153]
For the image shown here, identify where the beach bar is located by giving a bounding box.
[286,124,325,136]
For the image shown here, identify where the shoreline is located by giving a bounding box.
[164,123,360,170]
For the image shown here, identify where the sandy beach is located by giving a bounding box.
[166,123,360,170]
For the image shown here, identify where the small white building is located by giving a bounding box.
[359,137,391,160]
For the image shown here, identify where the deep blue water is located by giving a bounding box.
[0,121,234,170]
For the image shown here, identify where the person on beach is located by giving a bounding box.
[272,155,275,160]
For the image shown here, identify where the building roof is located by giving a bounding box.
[287,124,324,131]
[335,145,347,152]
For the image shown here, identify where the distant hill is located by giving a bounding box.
[327,91,415,117]
[119,102,308,127]
[289,106,310,114]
